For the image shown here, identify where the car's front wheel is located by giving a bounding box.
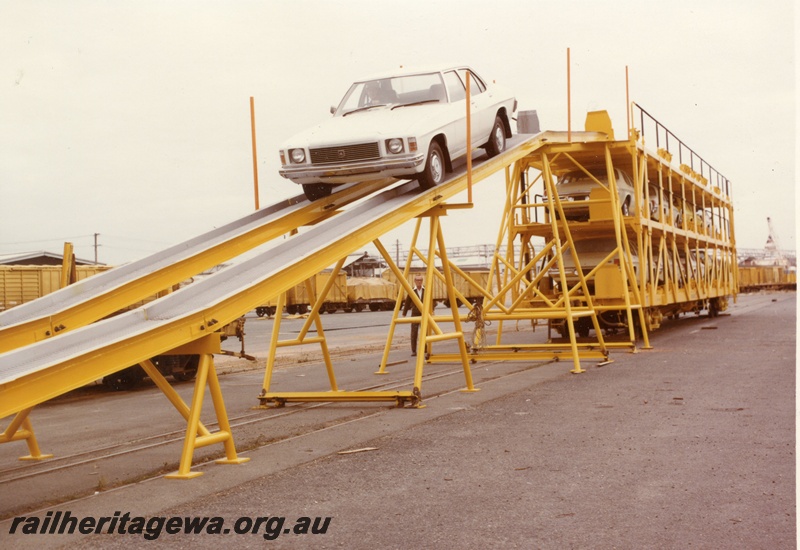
[302,183,333,202]
[418,141,445,190]
[485,116,506,157]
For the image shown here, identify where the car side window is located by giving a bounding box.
[457,69,486,96]
[443,71,466,102]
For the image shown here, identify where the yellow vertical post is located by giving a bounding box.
[466,71,473,203]
[603,146,644,348]
[541,154,583,373]
[167,354,211,479]
[60,242,75,289]
[250,96,260,211]
[567,47,572,143]
[437,219,476,392]
[207,360,249,466]
[166,354,249,479]
[413,216,439,393]
[261,291,287,393]
[139,359,212,438]
[375,219,424,374]
[492,162,521,346]
[625,66,630,136]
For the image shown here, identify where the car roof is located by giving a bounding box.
[561,167,628,179]
[353,64,473,82]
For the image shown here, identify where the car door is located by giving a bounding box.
[457,68,493,142]
[441,70,468,159]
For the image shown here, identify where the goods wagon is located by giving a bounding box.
[0,265,111,311]
[0,265,245,390]
[382,269,490,308]
[255,273,396,315]
[255,272,348,316]
[738,265,796,292]
[344,276,397,312]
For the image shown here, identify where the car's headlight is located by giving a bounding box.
[385,138,404,155]
[289,148,306,164]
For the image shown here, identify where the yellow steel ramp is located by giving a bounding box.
[0,133,547,475]
[0,178,394,354]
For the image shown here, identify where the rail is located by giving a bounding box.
[0,178,395,353]
[632,102,731,197]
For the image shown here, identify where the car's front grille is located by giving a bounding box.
[310,142,380,165]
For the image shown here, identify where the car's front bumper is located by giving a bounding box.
[280,154,425,185]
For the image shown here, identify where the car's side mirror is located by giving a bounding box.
[330,106,336,115]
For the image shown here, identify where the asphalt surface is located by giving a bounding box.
[1,292,795,549]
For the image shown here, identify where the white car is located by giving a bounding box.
[278,65,518,201]
[548,237,641,289]
[554,168,661,221]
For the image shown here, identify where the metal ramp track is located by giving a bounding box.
[0,178,395,353]
[0,133,546,420]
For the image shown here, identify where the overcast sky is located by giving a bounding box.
[1,0,795,266]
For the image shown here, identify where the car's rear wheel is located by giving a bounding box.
[302,183,333,201]
[622,198,631,216]
[485,116,506,157]
[418,141,445,190]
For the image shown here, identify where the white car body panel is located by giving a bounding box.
[278,65,517,187]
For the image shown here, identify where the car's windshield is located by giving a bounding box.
[557,170,604,185]
[336,73,446,116]
[556,169,630,186]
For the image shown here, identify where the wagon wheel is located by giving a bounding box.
[172,355,200,382]
[103,366,144,391]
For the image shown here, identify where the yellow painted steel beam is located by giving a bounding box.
[429,350,608,363]
[0,179,394,354]
[259,391,416,405]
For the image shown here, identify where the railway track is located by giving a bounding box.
[0,355,552,519]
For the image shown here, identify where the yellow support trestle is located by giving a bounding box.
[163,348,249,480]
[376,211,476,395]
[469,150,615,373]
[0,407,53,461]
[260,209,476,409]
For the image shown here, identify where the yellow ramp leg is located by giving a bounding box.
[165,354,249,480]
[0,408,54,461]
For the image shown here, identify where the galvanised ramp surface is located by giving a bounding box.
[0,178,395,354]
[0,133,548,419]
